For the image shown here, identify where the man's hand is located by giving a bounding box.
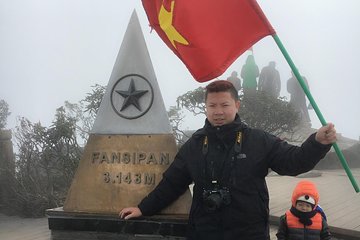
[119,207,142,220]
[315,123,337,145]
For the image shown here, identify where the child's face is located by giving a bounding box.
[295,201,313,212]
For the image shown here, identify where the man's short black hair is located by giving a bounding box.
[205,80,239,102]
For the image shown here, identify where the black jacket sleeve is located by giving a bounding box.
[276,215,288,240]
[138,146,192,216]
[268,133,331,176]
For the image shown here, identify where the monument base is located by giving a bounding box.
[46,207,188,238]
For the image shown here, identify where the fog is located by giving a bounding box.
[1,0,360,140]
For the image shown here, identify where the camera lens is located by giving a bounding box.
[203,192,222,212]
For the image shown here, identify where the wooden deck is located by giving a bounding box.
[0,169,359,240]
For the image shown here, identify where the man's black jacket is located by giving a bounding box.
[138,115,331,240]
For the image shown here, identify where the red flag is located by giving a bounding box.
[142,0,275,82]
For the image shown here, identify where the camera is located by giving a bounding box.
[202,185,231,212]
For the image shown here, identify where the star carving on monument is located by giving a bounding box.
[115,78,149,111]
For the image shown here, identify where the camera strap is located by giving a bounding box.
[226,131,245,186]
[201,131,244,188]
[202,131,243,154]
[202,135,208,155]
[234,131,242,154]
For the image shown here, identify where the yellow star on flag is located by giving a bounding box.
[158,0,189,49]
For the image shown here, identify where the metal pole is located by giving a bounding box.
[272,34,359,193]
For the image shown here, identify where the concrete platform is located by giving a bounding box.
[46,208,188,237]
[0,169,359,240]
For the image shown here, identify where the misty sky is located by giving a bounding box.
[1,0,360,140]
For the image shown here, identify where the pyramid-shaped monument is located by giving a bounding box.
[63,11,192,215]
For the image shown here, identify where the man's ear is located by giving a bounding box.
[236,100,241,110]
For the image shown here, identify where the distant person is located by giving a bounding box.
[258,61,281,98]
[227,71,241,93]
[287,71,311,124]
[120,80,337,240]
[241,55,259,98]
[276,180,332,240]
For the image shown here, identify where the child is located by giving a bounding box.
[276,180,332,240]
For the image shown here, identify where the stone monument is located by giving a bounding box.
[47,11,191,237]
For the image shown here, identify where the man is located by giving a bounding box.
[120,80,336,240]
[258,61,281,98]
[241,55,259,99]
[226,70,241,93]
[287,71,311,124]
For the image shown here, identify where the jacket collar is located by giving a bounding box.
[205,114,245,130]
[194,114,247,138]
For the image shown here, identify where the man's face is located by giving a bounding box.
[295,201,313,212]
[205,91,240,126]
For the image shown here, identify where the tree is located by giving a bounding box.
[9,108,82,216]
[5,84,108,216]
[239,92,300,136]
[82,84,106,116]
[64,84,106,143]
[0,99,11,129]
[168,106,187,145]
[176,87,206,116]
[1,84,109,216]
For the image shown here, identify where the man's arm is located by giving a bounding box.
[269,123,336,176]
[119,145,192,218]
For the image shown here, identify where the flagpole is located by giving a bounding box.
[272,34,359,193]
